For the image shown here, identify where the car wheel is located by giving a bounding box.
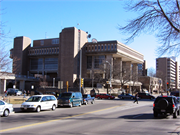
[177,110,180,115]
[98,97,100,99]
[70,103,73,108]
[52,105,56,111]
[153,111,158,117]
[130,97,133,100]
[108,97,110,100]
[150,97,153,100]
[173,111,177,118]
[36,106,41,112]
[3,109,9,117]
[91,100,94,104]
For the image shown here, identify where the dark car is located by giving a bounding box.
[95,93,115,99]
[138,93,155,100]
[170,91,179,97]
[118,93,135,100]
[153,96,180,118]
[6,88,22,96]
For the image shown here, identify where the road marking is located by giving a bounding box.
[0,104,124,133]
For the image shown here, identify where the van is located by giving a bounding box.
[21,95,57,112]
[57,92,82,108]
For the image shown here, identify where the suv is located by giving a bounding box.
[138,93,155,100]
[21,95,57,112]
[153,96,180,118]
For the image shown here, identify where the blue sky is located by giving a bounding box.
[1,0,174,70]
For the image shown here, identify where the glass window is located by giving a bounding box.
[101,45,103,50]
[87,56,92,69]
[98,45,100,51]
[40,40,44,45]
[44,58,58,70]
[108,44,110,50]
[94,55,105,68]
[30,58,43,70]
[105,44,107,50]
[95,45,97,51]
[115,44,117,49]
[111,44,113,50]
[0,100,5,105]
[52,39,59,44]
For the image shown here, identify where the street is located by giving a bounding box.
[0,99,180,135]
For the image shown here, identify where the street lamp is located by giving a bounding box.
[105,61,112,88]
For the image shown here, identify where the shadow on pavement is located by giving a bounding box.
[118,113,172,120]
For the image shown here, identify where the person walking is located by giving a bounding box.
[134,92,138,104]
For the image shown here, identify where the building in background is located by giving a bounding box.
[9,27,144,93]
[156,57,179,90]
[138,60,147,76]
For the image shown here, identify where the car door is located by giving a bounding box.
[0,101,5,115]
[40,96,48,110]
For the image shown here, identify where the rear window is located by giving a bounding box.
[60,93,72,98]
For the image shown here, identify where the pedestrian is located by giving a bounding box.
[23,90,26,98]
[27,90,30,96]
[134,92,138,104]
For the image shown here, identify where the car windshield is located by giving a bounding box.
[26,96,41,102]
[60,93,72,98]
[83,95,87,98]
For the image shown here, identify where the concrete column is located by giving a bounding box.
[3,79,6,92]
[126,61,132,80]
[132,63,138,82]
[20,80,25,91]
[113,58,122,80]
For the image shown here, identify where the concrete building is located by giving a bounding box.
[9,27,144,93]
[156,57,179,90]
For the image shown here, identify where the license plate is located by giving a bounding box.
[24,107,27,110]
[161,110,165,112]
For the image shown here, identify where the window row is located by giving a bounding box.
[29,47,59,55]
[87,55,105,69]
[86,44,117,52]
[30,58,58,70]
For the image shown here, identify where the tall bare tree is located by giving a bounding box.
[119,0,180,56]
[0,0,11,72]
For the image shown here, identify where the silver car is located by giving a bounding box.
[0,100,14,117]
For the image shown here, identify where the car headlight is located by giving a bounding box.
[30,105,36,107]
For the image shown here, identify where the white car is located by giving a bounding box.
[0,100,14,117]
[21,95,57,112]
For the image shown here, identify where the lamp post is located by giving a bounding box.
[105,61,112,91]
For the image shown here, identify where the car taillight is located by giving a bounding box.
[172,104,175,108]
[68,100,70,103]
[84,99,85,101]
[153,103,155,107]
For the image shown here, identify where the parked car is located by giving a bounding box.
[44,91,56,96]
[170,91,179,97]
[95,93,115,99]
[6,88,22,96]
[138,93,155,100]
[153,95,180,118]
[82,94,95,105]
[21,95,57,112]
[57,92,82,108]
[0,100,14,117]
[34,90,43,95]
[118,93,135,100]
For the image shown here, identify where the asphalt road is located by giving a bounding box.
[0,99,180,135]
